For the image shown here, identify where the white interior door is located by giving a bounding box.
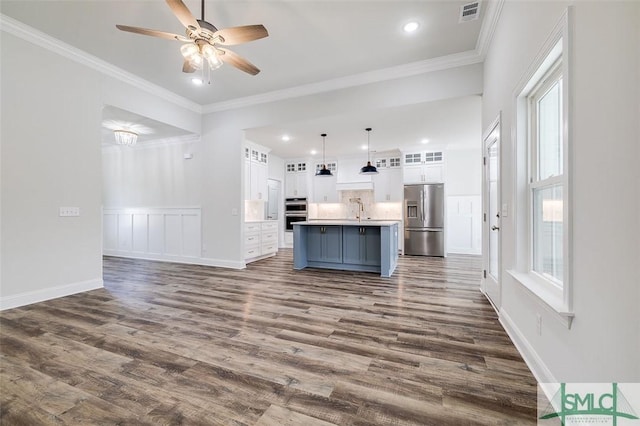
[483,116,501,310]
[267,179,280,220]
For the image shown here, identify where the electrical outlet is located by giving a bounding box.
[59,207,80,217]
[536,314,542,336]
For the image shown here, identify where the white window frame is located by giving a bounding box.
[508,10,574,327]
[528,61,563,287]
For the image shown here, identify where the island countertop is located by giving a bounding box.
[293,221,399,277]
[295,220,400,227]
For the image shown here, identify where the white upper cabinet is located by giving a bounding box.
[285,160,308,198]
[402,150,445,184]
[244,143,270,201]
[373,168,403,202]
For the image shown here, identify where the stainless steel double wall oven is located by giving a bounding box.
[285,198,308,231]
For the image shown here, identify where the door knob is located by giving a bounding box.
[491,226,500,231]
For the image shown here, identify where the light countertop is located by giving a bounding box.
[295,220,400,227]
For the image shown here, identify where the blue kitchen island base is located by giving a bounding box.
[293,221,399,278]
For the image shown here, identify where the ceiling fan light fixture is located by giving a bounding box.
[180,43,198,58]
[114,130,138,146]
[201,44,222,69]
[359,128,379,175]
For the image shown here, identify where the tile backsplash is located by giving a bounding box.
[245,200,265,221]
[308,190,402,221]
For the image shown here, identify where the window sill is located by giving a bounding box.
[507,269,574,328]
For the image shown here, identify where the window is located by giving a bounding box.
[508,17,573,325]
[529,61,564,286]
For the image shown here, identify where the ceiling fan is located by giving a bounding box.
[116,0,268,76]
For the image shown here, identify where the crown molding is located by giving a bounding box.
[2,2,504,117]
[0,14,202,114]
[476,0,505,58]
[102,134,200,151]
[202,49,483,114]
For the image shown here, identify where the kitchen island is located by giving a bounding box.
[293,221,399,277]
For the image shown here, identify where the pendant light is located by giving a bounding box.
[359,127,378,175]
[316,133,333,177]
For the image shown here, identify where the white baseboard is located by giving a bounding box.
[103,251,246,270]
[499,307,557,385]
[0,278,103,311]
[447,248,482,255]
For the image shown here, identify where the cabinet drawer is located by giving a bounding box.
[261,243,277,255]
[244,246,260,258]
[244,234,261,246]
[262,231,277,243]
[262,221,278,231]
[244,223,262,233]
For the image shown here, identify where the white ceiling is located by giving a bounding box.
[245,95,482,158]
[0,0,484,106]
[1,1,488,157]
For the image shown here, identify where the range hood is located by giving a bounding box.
[336,182,374,191]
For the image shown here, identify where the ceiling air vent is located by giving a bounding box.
[459,1,481,23]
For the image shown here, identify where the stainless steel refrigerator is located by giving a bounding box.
[404,184,445,256]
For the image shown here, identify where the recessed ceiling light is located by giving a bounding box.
[361,144,368,150]
[310,150,317,155]
[281,135,290,142]
[403,21,420,33]
[191,78,203,86]
[421,138,430,144]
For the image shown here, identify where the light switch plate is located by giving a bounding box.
[59,207,80,217]
[501,203,508,218]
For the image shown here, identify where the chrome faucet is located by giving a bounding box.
[349,198,364,222]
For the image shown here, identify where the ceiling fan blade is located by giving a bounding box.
[116,25,190,42]
[165,0,200,30]
[182,59,197,73]
[218,48,260,75]
[214,25,269,46]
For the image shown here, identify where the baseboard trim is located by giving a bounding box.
[447,248,482,255]
[499,307,557,385]
[103,251,246,270]
[0,278,103,311]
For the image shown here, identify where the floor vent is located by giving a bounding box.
[460,1,481,23]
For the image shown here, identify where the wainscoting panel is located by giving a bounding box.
[104,208,201,262]
[447,195,482,255]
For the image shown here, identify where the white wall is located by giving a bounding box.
[445,148,482,196]
[0,30,203,308]
[102,139,202,208]
[483,1,639,382]
[1,33,104,307]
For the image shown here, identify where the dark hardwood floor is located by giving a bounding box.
[0,250,538,425]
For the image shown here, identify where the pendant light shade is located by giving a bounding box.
[359,127,378,175]
[316,133,333,177]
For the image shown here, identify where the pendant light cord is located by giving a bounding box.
[321,133,327,167]
[366,128,372,162]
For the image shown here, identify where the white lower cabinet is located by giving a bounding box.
[245,221,279,263]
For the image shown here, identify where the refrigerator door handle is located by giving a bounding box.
[419,190,424,222]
